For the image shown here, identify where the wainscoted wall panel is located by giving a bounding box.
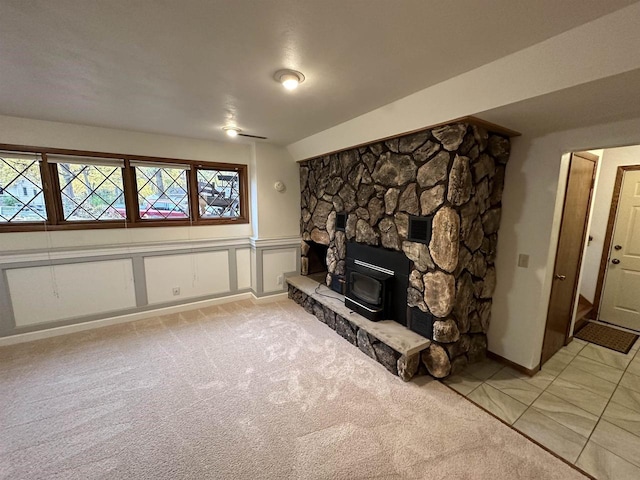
[7,259,136,327]
[144,251,231,305]
[249,237,301,297]
[0,236,301,338]
[236,248,252,290]
[262,248,298,293]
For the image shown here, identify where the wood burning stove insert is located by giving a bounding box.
[345,243,410,324]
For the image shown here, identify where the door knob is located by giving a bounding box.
[614,245,622,250]
[554,274,567,280]
[612,258,620,265]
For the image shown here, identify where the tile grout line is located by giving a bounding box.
[573,342,638,465]
[466,354,572,426]
[463,343,640,468]
[466,364,546,425]
[526,344,603,463]
[440,378,598,480]
[459,366,512,416]
[488,366,545,425]
[465,382,481,397]
[513,345,586,429]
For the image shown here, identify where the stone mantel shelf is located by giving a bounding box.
[287,275,430,357]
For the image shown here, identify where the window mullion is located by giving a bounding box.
[189,167,199,222]
[239,165,248,221]
[40,154,63,225]
[122,159,139,223]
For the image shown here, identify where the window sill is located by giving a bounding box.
[0,216,250,233]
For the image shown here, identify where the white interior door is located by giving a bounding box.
[600,169,640,331]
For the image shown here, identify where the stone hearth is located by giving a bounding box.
[298,120,511,378]
[287,275,429,381]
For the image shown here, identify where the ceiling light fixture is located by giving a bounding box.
[222,126,241,137]
[274,69,305,91]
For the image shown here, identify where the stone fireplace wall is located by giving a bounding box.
[299,121,510,378]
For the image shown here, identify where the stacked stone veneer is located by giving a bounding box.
[299,122,510,378]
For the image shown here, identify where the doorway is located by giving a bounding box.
[595,166,640,331]
[541,145,640,367]
[541,152,598,365]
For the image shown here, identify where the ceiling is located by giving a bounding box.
[0,0,636,145]
[477,68,640,143]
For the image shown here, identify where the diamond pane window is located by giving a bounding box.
[197,168,241,218]
[51,156,126,221]
[132,162,190,220]
[0,151,47,223]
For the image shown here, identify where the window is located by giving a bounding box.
[49,155,126,221]
[132,162,189,220]
[0,145,248,231]
[197,168,241,218]
[0,151,47,223]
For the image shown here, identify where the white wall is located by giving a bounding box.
[262,248,298,293]
[248,143,302,296]
[7,259,136,326]
[251,143,300,239]
[0,114,250,163]
[287,2,640,161]
[580,146,640,303]
[144,251,230,305]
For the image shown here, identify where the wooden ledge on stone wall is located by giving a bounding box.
[296,115,520,163]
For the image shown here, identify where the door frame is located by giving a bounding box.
[593,164,640,318]
[540,151,598,366]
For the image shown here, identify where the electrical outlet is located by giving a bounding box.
[277,275,283,285]
[172,287,180,296]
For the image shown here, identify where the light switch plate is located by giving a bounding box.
[517,254,529,268]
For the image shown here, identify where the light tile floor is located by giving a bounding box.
[443,338,640,480]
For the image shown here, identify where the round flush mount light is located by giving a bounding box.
[274,69,305,90]
[222,126,241,137]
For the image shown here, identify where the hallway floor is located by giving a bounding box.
[444,338,640,479]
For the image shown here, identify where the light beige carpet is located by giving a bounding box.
[0,299,587,479]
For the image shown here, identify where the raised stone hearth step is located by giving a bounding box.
[287,275,430,381]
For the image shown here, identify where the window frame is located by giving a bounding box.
[131,160,192,224]
[0,144,249,232]
[0,151,49,225]
[193,165,245,221]
[49,154,128,224]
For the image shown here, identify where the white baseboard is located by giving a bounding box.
[251,292,289,304]
[0,291,289,347]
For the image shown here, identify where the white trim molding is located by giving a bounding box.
[249,236,301,249]
[0,237,252,264]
